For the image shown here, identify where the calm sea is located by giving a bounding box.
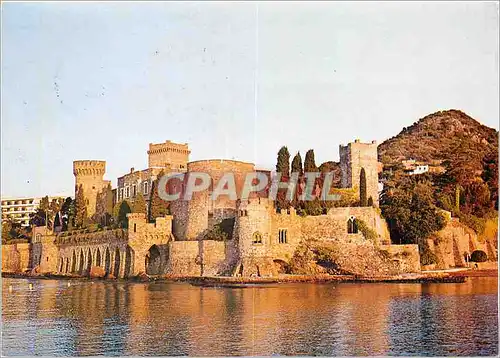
[1,277,498,356]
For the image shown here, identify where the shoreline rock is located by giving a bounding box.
[1,270,482,285]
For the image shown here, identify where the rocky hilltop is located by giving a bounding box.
[378,109,498,165]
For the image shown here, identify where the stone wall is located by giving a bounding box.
[339,140,379,206]
[167,240,201,275]
[379,244,421,273]
[127,213,172,276]
[2,243,30,272]
[170,159,255,241]
[426,216,493,270]
[234,198,403,277]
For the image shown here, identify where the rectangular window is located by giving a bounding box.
[143,181,149,195]
[132,184,137,197]
[119,188,124,200]
[278,229,288,244]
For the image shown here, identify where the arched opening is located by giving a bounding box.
[113,248,121,278]
[78,249,85,275]
[347,216,358,234]
[71,250,77,273]
[146,245,161,275]
[87,248,92,274]
[104,247,111,275]
[273,259,289,274]
[96,248,102,267]
[65,258,70,273]
[125,246,134,278]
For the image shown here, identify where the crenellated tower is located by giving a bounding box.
[339,139,379,206]
[73,160,110,217]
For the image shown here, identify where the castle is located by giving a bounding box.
[2,139,422,277]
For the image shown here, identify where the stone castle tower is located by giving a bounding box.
[339,139,379,206]
[73,160,110,217]
[147,140,190,170]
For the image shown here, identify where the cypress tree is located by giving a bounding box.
[360,168,367,207]
[304,149,318,173]
[74,184,88,228]
[276,146,290,178]
[276,146,291,212]
[291,152,303,176]
[118,201,132,229]
[133,192,147,214]
[148,171,170,222]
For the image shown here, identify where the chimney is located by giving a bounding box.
[354,139,360,143]
[130,167,134,173]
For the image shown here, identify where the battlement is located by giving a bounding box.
[147,140,190,169]
[73,160,106,176]
[339,139,378,152]
[148,140,190,155]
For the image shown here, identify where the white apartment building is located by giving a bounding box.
[1,196,67,227]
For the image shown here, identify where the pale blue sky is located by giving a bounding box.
[1,2,498,198]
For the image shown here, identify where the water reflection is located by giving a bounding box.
[2,278,498,356]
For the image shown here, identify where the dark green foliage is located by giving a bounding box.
[356,219,377,242]
[29,195,64,229]
[148,171,170,222]
[381,179,445,244]
[60,197,75,231]
[276,147,291,212]
[276,146,290,177]
[94,184,114,227]
[133,192,147,214]
[360,168,367,207]
[304,149,318,173]
[204,218,235,241]
[470,250,488,262]
[303,198,323,216]
[419,242,437,265]
[379,110,498,227]
[74,185,88,228]
[1,219,30,244]
[291,152,303,176]
[117,201,132,229]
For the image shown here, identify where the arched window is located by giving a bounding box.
[252,231,263,244]
[347,216,358,234]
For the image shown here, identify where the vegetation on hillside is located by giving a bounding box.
[380,109,498,243]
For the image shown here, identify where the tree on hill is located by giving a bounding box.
[381,180,445,245]
[360,168,367,207]
[74,185,88,228]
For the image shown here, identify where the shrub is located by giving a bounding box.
[470,250,488,262]
[356,219,378,243]
[419,243,437,265]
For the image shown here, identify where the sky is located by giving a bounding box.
[1,1,499,198]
